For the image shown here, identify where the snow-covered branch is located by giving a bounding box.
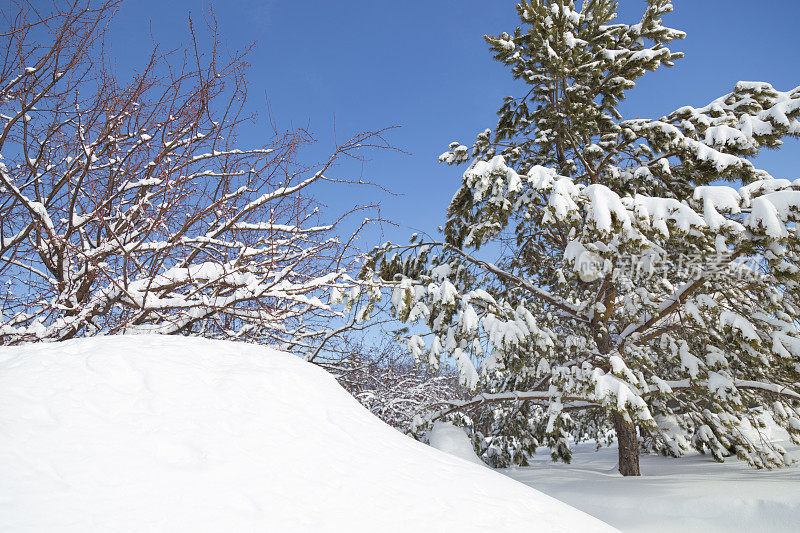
[0,1,389,352]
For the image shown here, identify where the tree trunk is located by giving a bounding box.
[612,411,640,476]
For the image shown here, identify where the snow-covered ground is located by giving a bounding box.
[0,335,613,532]
[503,441,800,533]
[422,398,800,532]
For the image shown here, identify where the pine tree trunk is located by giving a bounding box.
[612,411,640,476]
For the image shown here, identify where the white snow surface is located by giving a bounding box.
[504,440,800,533]
[428,421,486,467]
[0,335,614,532]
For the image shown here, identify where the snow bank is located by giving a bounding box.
[428,421,487,467]
[0,335,614,532]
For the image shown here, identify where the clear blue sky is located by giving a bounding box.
[109,0,800,249]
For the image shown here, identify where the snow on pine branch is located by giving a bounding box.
[370,94,800,469]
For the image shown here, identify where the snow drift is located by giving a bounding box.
[428,421,487,467]
[0,335,614,532]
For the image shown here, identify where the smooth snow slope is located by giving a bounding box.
[0,335,615,532]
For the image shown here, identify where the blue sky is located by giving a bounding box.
[109,0,800,248]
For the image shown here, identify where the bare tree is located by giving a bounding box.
[0,0,389,350]
[323,334,464,431]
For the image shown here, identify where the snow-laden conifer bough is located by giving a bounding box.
[366,0,800,476]
[0,335,617,532]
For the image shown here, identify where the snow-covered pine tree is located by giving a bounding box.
[366,0,800,476]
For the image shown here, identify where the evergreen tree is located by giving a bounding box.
[366,0,800,476]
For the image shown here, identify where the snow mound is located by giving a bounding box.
[429,421,487,467]
[0,336,615,532]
